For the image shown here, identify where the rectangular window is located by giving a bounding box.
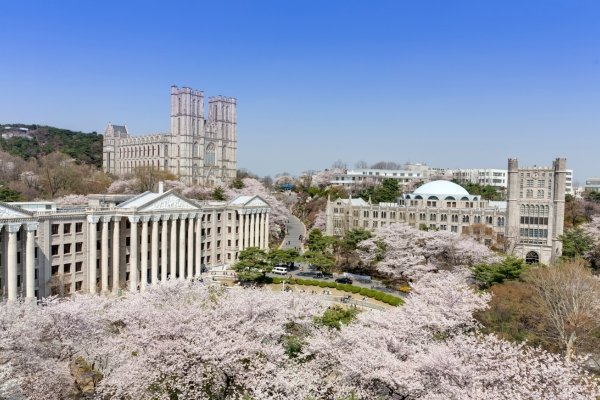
[76,261,83,272]
[76,242,83,252]
[51,224,59,235]
[75,281,82,291]
[63,224,71,234]
[51,245,59,256]
[75,223,83,233]
[51,265,59,275]
[64,263,71,274]
[64,243,72,254]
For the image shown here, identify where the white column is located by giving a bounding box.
[244,213,250,249]
[101,216,110,293]
[161,215,169,282]
[6,224,20,301]
[257,213,263,250]
[170,215,178,279]
[264,212,269,249]
[179,215,187,279]
[238,212,244,252]
[151,216,160,285]
[112,217,121,294]
[250,212,255,248]
[187,215,194,279]
[25,222,38,300]
[140,216,150,291]
[87,215,100,294]
[195,216,202,278]
[128,216,140,292]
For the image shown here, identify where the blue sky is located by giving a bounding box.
[1,0,598,182]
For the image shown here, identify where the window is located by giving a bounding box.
[372,221,378,228]
[75,281,82,291]
[64,243,72,254]
[63,224,71,234]
[75,223,83,233]
[363,211,369,218]
[51,224,60,235]
[441,214,448,221]
[64,263,71,273]
[51,245,59,256]
[451,226,458,233]
[76,262,83,272]
[451,215,458,223]
[76,242,83,252]
[430,214,436,221]
[51,265,59,275]
[205,143,216,166]
[373,211,379,218]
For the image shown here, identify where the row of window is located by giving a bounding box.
[519,228,549,238]
[520,216,549,225]
[51,223,83,235]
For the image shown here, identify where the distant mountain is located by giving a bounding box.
[0,123,103,167]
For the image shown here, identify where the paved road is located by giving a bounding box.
[280,214,306,253]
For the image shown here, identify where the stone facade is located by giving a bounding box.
[0,190,268,300]
[103,86,237,186]
[326,158,567,265]
[506,158,566,265]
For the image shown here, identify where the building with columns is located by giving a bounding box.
[103,85,237,186]
[326,158,566,265]
[0,188,269,301]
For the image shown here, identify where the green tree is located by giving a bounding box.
[301,250,335,273]
[268,248,299,265]
[358,178,400,203]
[560,228,594,259]
[230,178,244,189]
[314,305,359,330]
[452,180,503,201]
[471,256,528,289]
[232,247,270,281]
[306,229,337,253]
[0,184,24,202]
[212,187,226,201]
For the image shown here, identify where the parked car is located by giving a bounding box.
[315,271,333,279]
[335,277,353,284]
[272,266,288,275]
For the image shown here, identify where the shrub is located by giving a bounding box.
[314,305,359,330]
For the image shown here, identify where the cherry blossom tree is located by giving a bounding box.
[53,194,89,206]
[1,277,598,399]
[357,222,500,281]
[311,168,344,188]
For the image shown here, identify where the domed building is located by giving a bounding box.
[325,158,567,265]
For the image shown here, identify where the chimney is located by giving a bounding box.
[158,181,164,194]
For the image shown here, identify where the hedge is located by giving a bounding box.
[279,278,404,306]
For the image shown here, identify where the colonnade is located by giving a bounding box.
[238,210,269,251]
[3,222,38,301]
[87,213,203,294]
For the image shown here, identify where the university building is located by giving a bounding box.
[326,158,567,265]
[0,186,269,301]
[103,86,237,186]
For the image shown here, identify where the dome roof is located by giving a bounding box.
[413,180,469,197]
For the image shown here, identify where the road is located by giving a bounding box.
[280,213,306,253]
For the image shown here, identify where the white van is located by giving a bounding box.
[272,266,288,275]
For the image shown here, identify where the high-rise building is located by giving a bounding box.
[103,86,237,186]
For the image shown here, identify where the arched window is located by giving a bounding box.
[192,99,196,116]
[205,143,216,166]
[193,141,198,158]
[525,251,539,264]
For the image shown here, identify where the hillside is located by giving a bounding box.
[0,123,103,167]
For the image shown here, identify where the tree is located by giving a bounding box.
[306,228,336,253]
[1,278,599,399]
[301,250,335,273]
[560,228,594,259]
[133,166,177,192]
[0,184,24,201]
[358,178,399,203]
[232,247,271,281]
[526,259,600,360]
[267,248,299,265]
[471,256,528,289]
[212,186,227,201]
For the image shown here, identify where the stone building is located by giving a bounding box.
[326,158,566,265]
[103,86,237,186]
[0,187,269,301]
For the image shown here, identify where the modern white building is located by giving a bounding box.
[0,187,269,301]
[327,158,567,265]
[103,86,237,186]
[584,177,600,193]
[330,168,426,188]
[452,168,508,188]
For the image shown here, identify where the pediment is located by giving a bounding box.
[246,197,269,207]
[138,192,198,211]
[0,203,32,218]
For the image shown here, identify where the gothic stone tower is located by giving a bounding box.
[506,157,566,265]
[204,96,237,184]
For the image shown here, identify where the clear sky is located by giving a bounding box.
[1,0,598,182]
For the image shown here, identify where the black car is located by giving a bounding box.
[335,277,353,284]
